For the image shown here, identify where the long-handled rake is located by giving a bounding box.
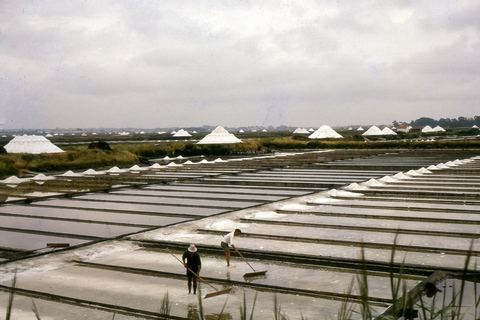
[237,250,268,277]
[170,252,231,298]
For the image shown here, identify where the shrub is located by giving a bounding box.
[88,141,111,150]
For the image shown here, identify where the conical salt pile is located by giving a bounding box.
[4,135,64,154]
[197,126,242,144]
[308,125,343,139]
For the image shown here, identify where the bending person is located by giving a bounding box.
[221,229,242,267]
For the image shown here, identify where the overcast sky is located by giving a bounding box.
[1,1,479,130]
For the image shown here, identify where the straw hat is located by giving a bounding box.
[188,244,197,252]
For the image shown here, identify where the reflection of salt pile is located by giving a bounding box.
[32,173,55,181]
[60,170,82,177]
[0,176,28,188]
[32,174,55,185]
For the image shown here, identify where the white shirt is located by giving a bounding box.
[223,231,235,246]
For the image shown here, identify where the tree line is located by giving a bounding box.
[393,116,480,128]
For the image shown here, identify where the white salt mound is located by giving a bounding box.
[343,182,365,190]
[167,162,182,167]
[60,170,82,177]
[83,169,100,175]
[379,176,396,182]
[1,176,24,184]
[32,174,54,181]
[328,189,363,198]
[417,167,432,174]
[393,172,409,179]
[436,163,449,169]
[363,178,383,186]
[406,170,422,176]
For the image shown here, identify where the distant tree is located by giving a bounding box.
[438,118,451,127]
[410,117,437,127]
[475,116,480,126]
[392,120,407,127]
[403,116,479,128]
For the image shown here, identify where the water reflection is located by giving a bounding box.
[187,303,233,320]
[243,274,268,283]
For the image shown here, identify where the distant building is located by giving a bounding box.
[409,126,423,133]
[396,125,409,133]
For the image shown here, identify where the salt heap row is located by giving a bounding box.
[342,158,474,191]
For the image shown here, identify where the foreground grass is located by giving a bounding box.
[4,243,480,319]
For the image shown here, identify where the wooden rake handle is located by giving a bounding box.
[236,250,257,272]
[169,252,218,292]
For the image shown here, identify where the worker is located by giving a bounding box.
[221,229,242,267]
[182,244,202,294]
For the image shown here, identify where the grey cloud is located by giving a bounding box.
[1,1,479,129]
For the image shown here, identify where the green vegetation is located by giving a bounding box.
[398,115,480,128]
[0,147,139,178]
[0,131,479,179]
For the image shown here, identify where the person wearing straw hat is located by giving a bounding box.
[182,244,202,294]
[221,229,242,267]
